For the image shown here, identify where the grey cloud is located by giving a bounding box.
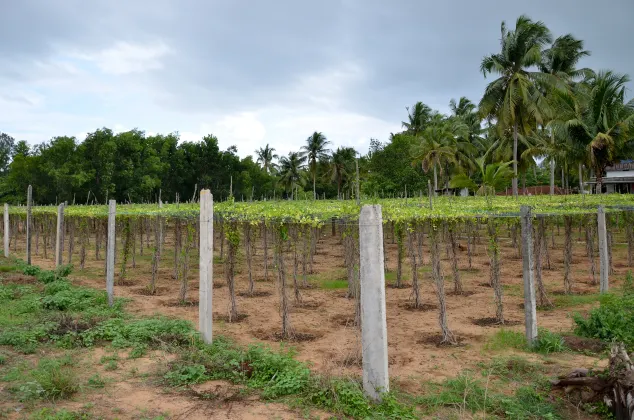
[2,0,633,137]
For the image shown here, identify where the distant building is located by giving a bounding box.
[587,160,634,193]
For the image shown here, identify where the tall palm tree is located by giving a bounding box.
[278,152,307,198]
[330,147,356,199]
[479,15,554,197]
[539,35,590,194]
[411,117,464,191]
[449,97,484,163]
[255,144,278,174]
[402,102,434,135]
[450,149,514,196]
[301,132,330,199]
[449,97,476,118]
[559,71,634,192]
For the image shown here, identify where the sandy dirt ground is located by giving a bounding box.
[5,220,631,419]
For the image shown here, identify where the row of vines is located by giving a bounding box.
[4,196,634,343]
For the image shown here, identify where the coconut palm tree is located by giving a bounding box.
[450,146,514,196]
[539,34,590,194]
[563,71,634,192]
[255,144,278,174]
[330,147,356,199]
[301,132,330,199]
[479,15,554,197]
[402,102,434,136]
[411,117,464,192]
[278,152,307,198]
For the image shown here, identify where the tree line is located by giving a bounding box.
[1,15,632,204]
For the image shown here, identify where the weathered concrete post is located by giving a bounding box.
[520,206,538,346]
[597,206,609,293]
[55,203,65,267]
[199,189,214,344]
[359,205,389,401]
[3,204,9,257]
[106,200,116,306]
[26,185,32,265]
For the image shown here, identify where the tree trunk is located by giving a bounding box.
[430,225,456,344]
[447,223,462,294]
[291,226,302,304]
[586,224,598,285]
[579,163,584,192]
[433,163,438,193]
[275,227,293,339]
[225,221,239,322]
[512,122,519,197]
[552,343,634,420]
[395,225,404,288]
[263,222,269,281]
[550,158,555,195]
[407,228,421,309]
[487,221,504,324]
[535,219,552,308]
[245,223,254,295]
[564,216,574,294]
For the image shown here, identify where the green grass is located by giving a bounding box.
[0,258,417,418]
[552,292,613,308]
[30,408,93,420]
[481,355,545,383]
[320,280,349,289]
[4,356,79,402]
[486,329,566,354]
[416,372,561,419]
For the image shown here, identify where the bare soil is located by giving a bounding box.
[7,222,632,418]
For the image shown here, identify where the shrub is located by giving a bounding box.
[534,329,566,354]
[574,277,634,349]
[164,364,207,386]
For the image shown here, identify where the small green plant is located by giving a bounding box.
[483,356,544,382]
[55,264,74,278]
[533,329,566,354]
[0,353,6,365]
[0,264,15,272]
[104,360,118,371]
[164,364,207,386]
[87,374,105,388]
[486,328,565,354]
[486,329,527,351]
[33,358,79,400]
[574,286,634,349]
[21,265,41,276]
[31,408,92,420]
[623,270,634,296]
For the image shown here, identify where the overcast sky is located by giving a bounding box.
[2,0,633,158]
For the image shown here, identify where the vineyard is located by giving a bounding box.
[2,194,634,417]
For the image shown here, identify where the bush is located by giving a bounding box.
[534,329,566,354]
[574,294,634,349]
[42,287,108,312]
[164,364,207,386]
[33,359,79,400]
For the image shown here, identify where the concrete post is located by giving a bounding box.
[520,206,538,346]
[359,205,389,401]
[26,185,32,265]
[199,190,214,344]
[106,200,116,306]
[55,203,65,267]
[3,204,8,257]
[597,206,609,293]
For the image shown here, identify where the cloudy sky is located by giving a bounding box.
[2,0,633,158]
